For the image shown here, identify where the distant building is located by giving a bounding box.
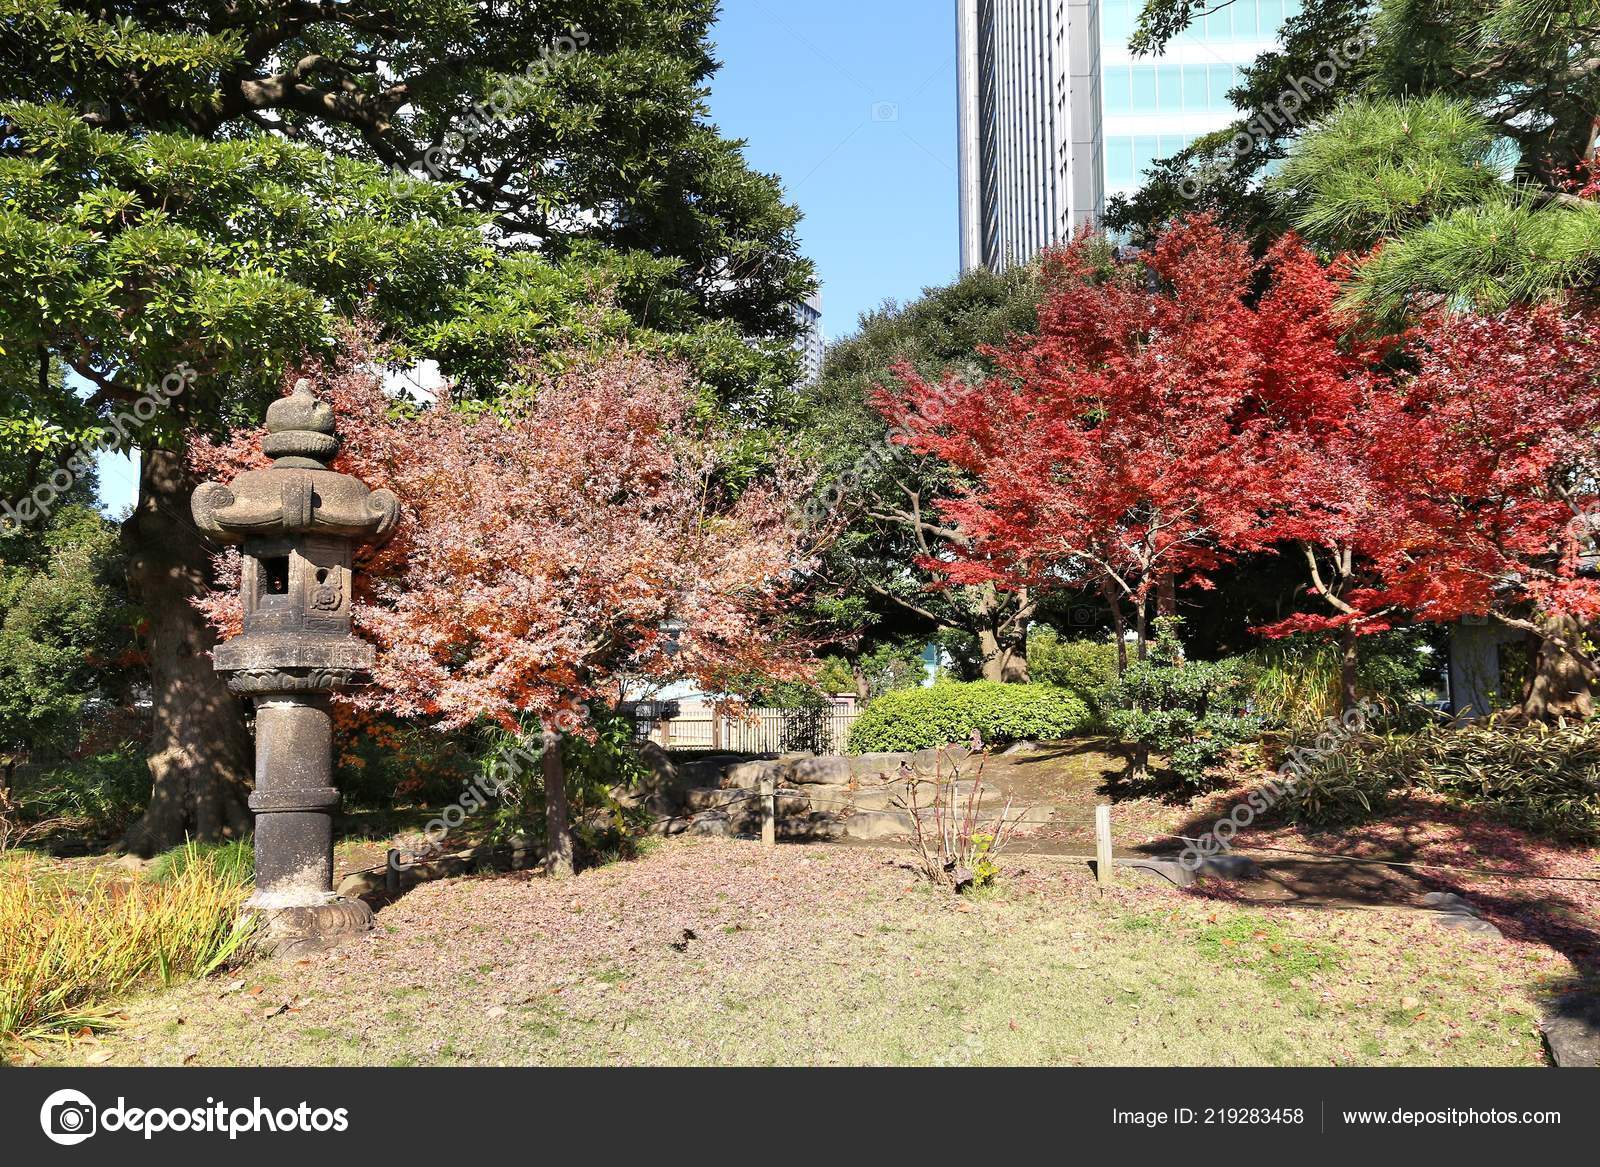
[795,291,825,385]
[957,0,1296,272]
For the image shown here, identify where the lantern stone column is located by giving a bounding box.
[192,380,400,955]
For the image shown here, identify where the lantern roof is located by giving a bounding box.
[191,381,400,544]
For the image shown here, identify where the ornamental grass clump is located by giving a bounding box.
[0,844,257,1052]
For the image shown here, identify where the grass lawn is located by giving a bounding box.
[40,837,1567,1067]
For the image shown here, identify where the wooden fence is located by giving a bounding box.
[632,704,860,756]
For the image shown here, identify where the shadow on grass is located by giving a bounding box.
[1163,786,1600,980]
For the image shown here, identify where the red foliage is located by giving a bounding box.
[879,214,1600,653]
[1356,303,1600,628]
[878,216,1374,629]
[194,327,822,732]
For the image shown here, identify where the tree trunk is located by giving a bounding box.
[974,582,1030,682]
[1134,595,1150,661]
[1523,613,1594,721]
[977,628,1030,682]
[851,663,871,703]
[119,449,254,856]
[1156,574,1176,618]
[1102,577,1128,674]
[1339,624,1360,715]
[543,728,574,878]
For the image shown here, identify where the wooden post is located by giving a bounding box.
[1095,804,1114,887]
[385,848,401,896]
[761,773,776,850]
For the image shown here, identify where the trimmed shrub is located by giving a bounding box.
[1102,617,1262,786]
[15,751,150,838]
[847,682,1089,753]
[1026,627,1120,718]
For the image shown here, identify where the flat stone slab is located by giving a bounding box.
[786,756,853,785]
[1541,992,1600,1067]
[842,810,915,841]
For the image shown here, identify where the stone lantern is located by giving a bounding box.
[192,380,400,954]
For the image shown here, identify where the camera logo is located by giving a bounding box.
[41,1089,98,1146]
[870,101,899,122]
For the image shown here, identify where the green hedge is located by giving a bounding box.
[847,682,1090,753]
[1026,629,1120,721]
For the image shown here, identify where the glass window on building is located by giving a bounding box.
[1102,0,1136,50]
[1133,134,1161,181]
[1210,63,1237,109]
[1105,135,1137,190]
[1104,65,1132,115]
[1156,64,1181,113]
[1182,64,1208,112]
[1131,65,1157,114]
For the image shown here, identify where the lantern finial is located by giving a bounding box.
[263,378,339,468]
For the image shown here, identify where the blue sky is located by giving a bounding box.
[706,0,961,343]
[95,2,960,516]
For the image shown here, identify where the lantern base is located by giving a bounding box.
[250,896,375,959]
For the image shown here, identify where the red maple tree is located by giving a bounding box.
[1355,302,1600,716]
[195,327,822,871]
[878,216,1372,665]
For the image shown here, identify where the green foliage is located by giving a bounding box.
[1107,0,1371,245]
[798,265,1050,662]
[815,641,928,699]
[16,752,150,838]
[1247,630,1437,727]
[1026,628,1120,716]
[1103,618,1263,785]
[1348,197,1600,320]
[1285,718,1600,838]
[484,707,652,857]
[847,682,1090,753]
[1277,94,1600,318]
[1274,96,1511,251]
[0,505,136,766]
[336,718,486,811]
[148,839,254,887]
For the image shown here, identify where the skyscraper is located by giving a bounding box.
[795,291,825,386]
[957,0,1294,272]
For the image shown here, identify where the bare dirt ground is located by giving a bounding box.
[44,836,1567,1068]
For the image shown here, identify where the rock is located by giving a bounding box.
[911,746,968,773]
[842,810,915,841]
[1421,890,1474,912]
[849,752,910,779]
[1195,854,1259,880]
[1431,910,1502,937]
[1541,992,1600,1068]
[336,871,382,897]
[1118,858,1195,888]
[797,786,854,814]
[685,811,733,838]
[723,759,778,789]
[637,741,674,783]
[1001,741,1037,756]
[112,854,154,872]
[683,787,742,813]
[787,756,853,786]
[674,757,732,788]
[851,783,904,812]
